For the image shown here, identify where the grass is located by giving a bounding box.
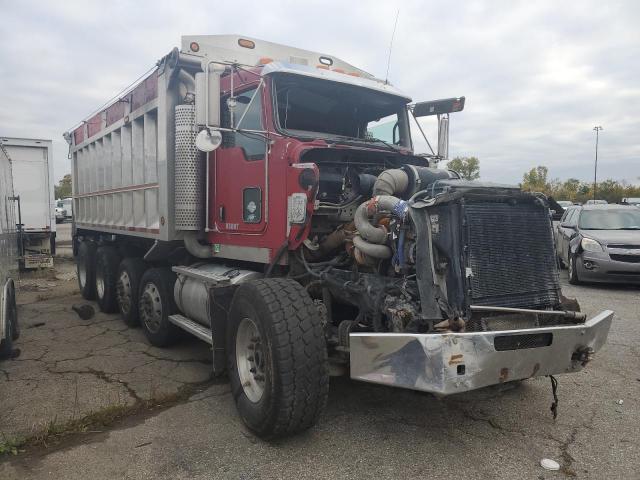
[0,383,207,456]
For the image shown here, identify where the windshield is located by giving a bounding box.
[579,209,640,230]
[273,74,411,148]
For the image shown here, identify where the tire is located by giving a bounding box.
[138,268,180,347]
[227,278,329,439]
[116,258,148,327]
[95,246,121,313]
[77,240,97,300]
[0,285,17,358]
[568,253,581,285]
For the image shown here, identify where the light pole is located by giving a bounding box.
[593,126,603,200]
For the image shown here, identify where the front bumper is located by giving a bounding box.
[349,310,613,395]
[578,252,640,283]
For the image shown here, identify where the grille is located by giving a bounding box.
[175,105,204,230]
[466,202,560,309]
[494,333,553,351]
[610,254,640,263]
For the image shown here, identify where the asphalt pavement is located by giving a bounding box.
[0,262,638,479]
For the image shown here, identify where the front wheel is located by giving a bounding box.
[568,253,581,285]
[228,278,329,439]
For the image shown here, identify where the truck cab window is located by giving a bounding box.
[223,87,265,160]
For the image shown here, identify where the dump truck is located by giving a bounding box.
[0,142,19,358]
[0,137,56,269]
[65,35,613,438]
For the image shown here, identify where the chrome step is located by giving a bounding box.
[168,314,213,344]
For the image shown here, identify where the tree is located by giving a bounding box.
[54,174,72,199]
[521,166,550,193]
[446,156,480,180]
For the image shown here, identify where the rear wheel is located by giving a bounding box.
[0,285,17,358]
[228,278,329,439]
[116,258,148,326]
[77,240,97,300]
[138,268,180,347]
[568,253,581,285]
[95,246,121,313]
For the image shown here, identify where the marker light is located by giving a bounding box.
[190,42,200,52]
[238,38,255,49]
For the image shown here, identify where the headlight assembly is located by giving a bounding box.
[581,237,603,252]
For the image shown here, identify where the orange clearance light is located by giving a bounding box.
[333,68,345,74]
[258,57,274,65]
[190,42,200,52]
[348,72,360,77]
[316,64,330,70]
[238,38,255,49]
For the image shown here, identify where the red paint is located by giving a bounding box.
[105,101,126,127]
[205,74,391,262]
[130,71,158,111]
[86,112,102,138]
[73,125,84,145]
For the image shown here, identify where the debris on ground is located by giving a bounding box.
[71,303,95,320]
[540,458,560,471]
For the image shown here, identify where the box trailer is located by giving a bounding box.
[65,34,612,439]
[0,142,19,357]
[0,137,55,269]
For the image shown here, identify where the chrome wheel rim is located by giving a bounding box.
[569,256,574,275]
[139,282,162,333]
[116,271,132,315]
[236,317,266,403]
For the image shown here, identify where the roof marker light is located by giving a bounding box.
[238,38,255,49]
[258,57,274,65]
[190,42,200,52]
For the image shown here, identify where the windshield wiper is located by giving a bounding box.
[358,136,405,153]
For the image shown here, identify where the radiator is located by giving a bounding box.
[465,202,560,309]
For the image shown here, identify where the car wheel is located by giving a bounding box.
[0,284,17,358]
[568,253,581,285]
[228,278,329,439]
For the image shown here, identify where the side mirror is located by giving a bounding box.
[412,97,465,118]
[437,115,449,159]
[561,223,576,230]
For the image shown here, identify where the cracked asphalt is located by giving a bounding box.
[1,259,638,479]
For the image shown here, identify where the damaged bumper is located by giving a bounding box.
[349,310,613,395]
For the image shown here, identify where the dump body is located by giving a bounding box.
[0,138,55,268]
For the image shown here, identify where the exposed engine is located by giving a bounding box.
[296,152,571,339]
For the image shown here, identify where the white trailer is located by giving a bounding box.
[0,142,19,357]
[0,137,56,269]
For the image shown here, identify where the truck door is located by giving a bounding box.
[213,86,267,234]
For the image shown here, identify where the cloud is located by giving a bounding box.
[0,0,637,186]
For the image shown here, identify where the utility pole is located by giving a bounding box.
[593,126,603,200]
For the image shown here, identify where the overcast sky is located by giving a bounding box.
[1,0,638,185]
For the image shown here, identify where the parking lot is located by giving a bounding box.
[0,257,638,479]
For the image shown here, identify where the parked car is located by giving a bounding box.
[556,204,640,284]
[622,197,640,207]
[55,206,66,223]
[557,200,573,208]
[585,199,608,205]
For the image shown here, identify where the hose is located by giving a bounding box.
[183,232,215,258]
[372,169,409,196]
[354,195,407,244]
[353,235,392,259]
